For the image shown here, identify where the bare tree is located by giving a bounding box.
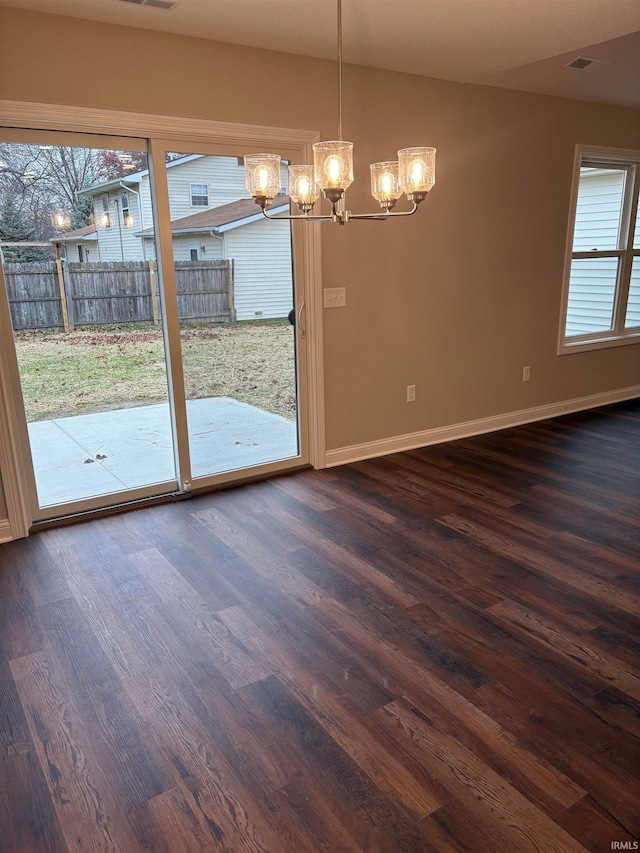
[0,143,103,240]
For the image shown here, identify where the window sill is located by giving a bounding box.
[558,332,640,355]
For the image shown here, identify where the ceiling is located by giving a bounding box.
[2,0,640,108]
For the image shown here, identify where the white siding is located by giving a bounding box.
[92,190,147,261]
[566,169,627,336]
[572,168,625,252]
[171,234,224,261]
[566,256,618,336]
[139,177,153,233]
[62,240,98,263]
[224,218,293,321]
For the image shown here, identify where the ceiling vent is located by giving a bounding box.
[565,56,609,71]
[119,0,181,10]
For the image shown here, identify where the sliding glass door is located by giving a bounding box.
[161,146,299,481]
[0,127,308,524]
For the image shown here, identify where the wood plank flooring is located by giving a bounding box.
[1,399,638,852]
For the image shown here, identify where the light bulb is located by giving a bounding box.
[297,176,310,198]
[380,173,394,196]
[326,155,343,185]
[288,164,319,212]
[370,161,401,209]
[410,159,426,186]
[256,166,270,191]
[313,141,353,197]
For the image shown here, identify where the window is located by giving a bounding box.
[190,182,209,207]
[77,245,89,262]
[99,193,111,228]
[188,245,200,261]
[559,145,640,353]
[120,190,131,227]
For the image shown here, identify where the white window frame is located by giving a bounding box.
[558,144,640,355]
[100,192,111,229]
[188,244,200,261]
[120,190,132,227]
[190,182,209,207]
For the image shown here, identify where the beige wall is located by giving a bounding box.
[0,7,639,519]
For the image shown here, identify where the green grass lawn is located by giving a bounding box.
[14,320,296,422]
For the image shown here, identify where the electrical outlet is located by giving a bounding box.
[324,287,346,308]
[522,366,531,382]
[407,384,416,402]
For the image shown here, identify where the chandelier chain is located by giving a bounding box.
[337,0,343,141]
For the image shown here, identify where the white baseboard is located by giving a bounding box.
[0,519,12,543]
[325,385,640,467]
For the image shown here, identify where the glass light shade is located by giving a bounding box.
[370,161,401,208]
[398,147,436,197]
[244,154,281,201]
[288,165,320,212]
[313,141,354,193]
[51,211,71,230]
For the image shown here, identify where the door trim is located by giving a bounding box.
[0,99,318,149]
[0,261,32,540]
[0,99,326,539]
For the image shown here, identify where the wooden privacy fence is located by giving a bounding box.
[4,259,234,331]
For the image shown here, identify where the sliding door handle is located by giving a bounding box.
[297,299,306,338]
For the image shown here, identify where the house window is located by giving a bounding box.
[99,193,111,228]
[188,245,200,261]
[190,183,209,207]
[559,146,640,353]
[120,190,132,227]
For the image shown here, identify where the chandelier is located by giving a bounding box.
[244,0,436,225]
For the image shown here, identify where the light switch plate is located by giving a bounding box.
[324,287,346,308]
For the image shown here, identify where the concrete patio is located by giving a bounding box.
[27,397,298,508]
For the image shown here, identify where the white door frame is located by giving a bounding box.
[0,261,32,540]
[0,99,326,539]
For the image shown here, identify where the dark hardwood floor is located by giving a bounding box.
[1,400,639,852]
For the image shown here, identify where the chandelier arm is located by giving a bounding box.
[260,208,334,222]
[349,204,419,220]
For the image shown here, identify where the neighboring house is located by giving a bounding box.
[51,223,99,262]
[137,196,291,321]
[67,154,292,320]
